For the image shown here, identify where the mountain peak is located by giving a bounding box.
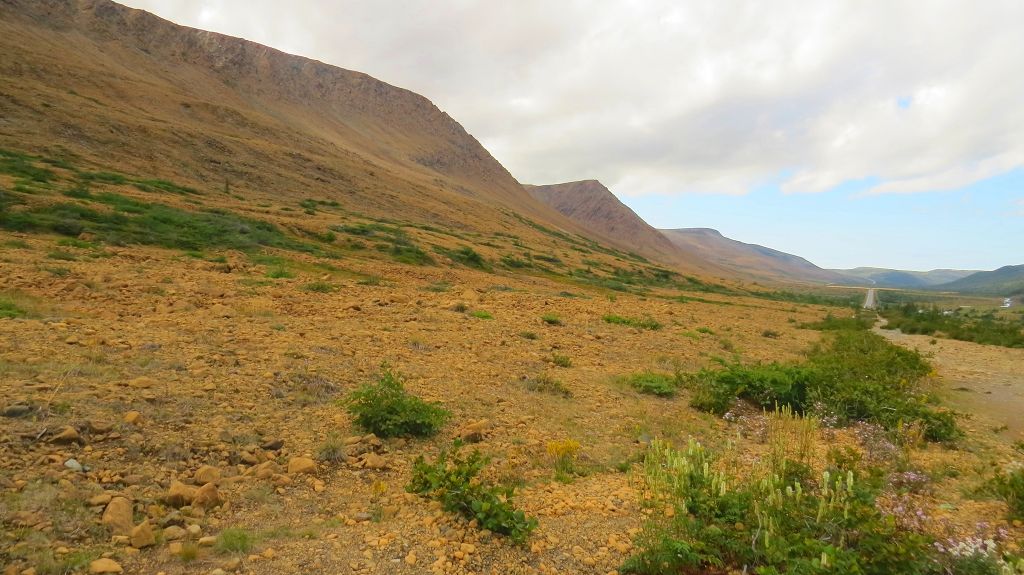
[525,181,708,269]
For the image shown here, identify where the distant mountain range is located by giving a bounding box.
[524,178,1017,294]
[829,267,978,289]
[659,228,851,285]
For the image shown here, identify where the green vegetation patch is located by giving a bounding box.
[801,312,875,331]
[0,296,27,319]
[343,365,449,438]
[623,439,944,575]
[408,443,537,543]
[623,371,680,397]
[436,245,489,270]
[0,149,55,185]
[686,329,960,442]
[215,527,255,554]
[882,304,1024,348]
[603,314,662,330]
[0,191,321,254]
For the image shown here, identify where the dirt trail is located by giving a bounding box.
[877,327,1024,441]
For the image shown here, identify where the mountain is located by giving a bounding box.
[659,228,851,284]
[936,264,1024,295]
[524,180,691,266]
[0,0,604,241]
[834,267,978,289]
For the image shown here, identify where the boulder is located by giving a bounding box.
[101,497,134,536]
[192,482,223,509]
[88,558,123,574]
[163,481,196,508]
[287,457,316,475]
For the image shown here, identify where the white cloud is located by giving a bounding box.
[122,0,1024,197]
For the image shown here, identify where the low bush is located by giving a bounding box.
[624,371,679,397]
[343,365,449,438]
[469,310,493,320]
[623,440,942,575]
[540,313,562,326]
[988,467,1024,520]
[882,304,1024,348]
[801,313,874,331]
[0,296,26,319]
[685,330,960,442]
[303,281,336,293]
[550,354,572,368]
[436,246,488,270]
[603,314,662,330]
[524,374,571,397]
[407,443,537,543]
[215,528,255,554]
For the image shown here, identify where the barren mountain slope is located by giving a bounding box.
[0,0,601,241]
[525,180,726,274]
[661,228,852,285]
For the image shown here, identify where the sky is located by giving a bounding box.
[122,0,1024,271]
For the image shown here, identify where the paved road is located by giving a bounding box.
[863,288,878,309]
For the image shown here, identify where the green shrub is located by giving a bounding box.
[266,267,294,279]
[518,331,539,340]
[303,281,336,293]
[343,366,448,438]
[469,310,493,320]
[685,330,960,441]
[524,374,571,397]
[540,313,562,326]
[215,527,255,554]
[801,313,874,331]
[550,354,572,368]
[407,443,537,543]
[603,314,662,330]
[46,250,77,261]
[446,246,485,268]
[882,304,1024,348]
[623,440,940,575]
[625,371,679,397]
[390,243,434,265]
[0,297,26,319]
[988,468,1024,520]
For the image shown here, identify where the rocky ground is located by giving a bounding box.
[1,233,1021,575]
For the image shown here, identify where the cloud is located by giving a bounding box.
[122,0,1024,197]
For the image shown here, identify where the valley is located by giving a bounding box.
[1,1,1023,575]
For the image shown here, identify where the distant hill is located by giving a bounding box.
[525,181,714,269]
[659,228,851,284]
[834,268,978,289]
[936,265,1024,295]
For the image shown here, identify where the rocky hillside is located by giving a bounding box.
[525,181,714,270]
[660,228,851,285]
[0,0,593,238]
